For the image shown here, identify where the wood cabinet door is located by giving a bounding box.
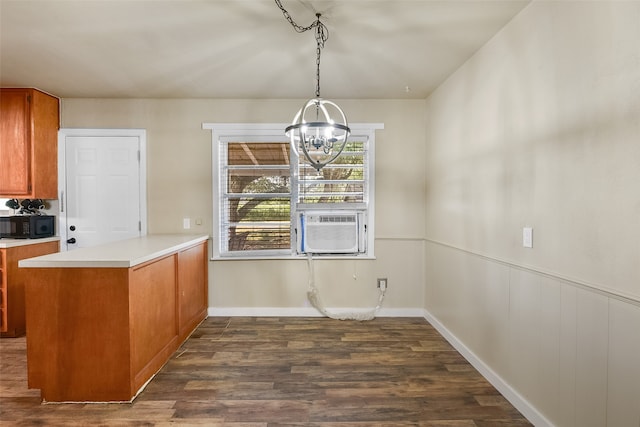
[29,89,59,199]
[1,240,59,337]
[177,242,208,340]
[0,89,31,196]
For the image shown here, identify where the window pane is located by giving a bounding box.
[228,142,290,166]
[298,139,367,204]
[225,197,290,251]
[225,197,290,223]
[227,173,290,194]
[223,141,291,253]
[227,225,291,251]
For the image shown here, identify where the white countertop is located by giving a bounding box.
[18,234,209,268]
[0,236,61,249]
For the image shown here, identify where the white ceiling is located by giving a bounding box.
[0,0,530,100]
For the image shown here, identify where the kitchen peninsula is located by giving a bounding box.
[19,234,209,403]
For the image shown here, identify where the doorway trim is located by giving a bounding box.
[57,128,148,251]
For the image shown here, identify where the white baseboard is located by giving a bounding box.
[208,307,321,317]
[207,306,425,318]
[422,309,553,427]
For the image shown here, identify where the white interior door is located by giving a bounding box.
[59,129,147,250]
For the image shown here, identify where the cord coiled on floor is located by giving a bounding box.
[306,253,385,321]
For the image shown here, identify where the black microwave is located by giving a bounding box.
[0,215,55,239]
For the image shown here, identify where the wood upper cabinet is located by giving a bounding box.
[0,88,59,199]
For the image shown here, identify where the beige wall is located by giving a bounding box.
[424,1,640,425]
[61,98,427,312]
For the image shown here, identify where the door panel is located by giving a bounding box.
[63,135,143,249]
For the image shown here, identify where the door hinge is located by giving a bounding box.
[138,221,141,231]
[137,150,141,162]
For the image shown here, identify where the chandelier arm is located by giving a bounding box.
[285,122,350,134]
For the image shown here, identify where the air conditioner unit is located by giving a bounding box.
[297,210,366,254]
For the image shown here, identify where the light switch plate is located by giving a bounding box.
[523,227,533,248]
[183,217,191,229]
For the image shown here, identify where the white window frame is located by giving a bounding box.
[203,123,383,259]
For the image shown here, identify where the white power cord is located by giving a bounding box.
[306,253,386,321]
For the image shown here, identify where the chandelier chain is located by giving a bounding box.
[274,0,328,98]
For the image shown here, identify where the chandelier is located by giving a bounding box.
[275,1,351,171]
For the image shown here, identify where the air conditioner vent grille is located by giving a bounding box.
[318,215,356,223]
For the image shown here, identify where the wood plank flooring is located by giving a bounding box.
[0,317,532,426]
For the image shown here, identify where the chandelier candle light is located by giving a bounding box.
[275,0,351,171]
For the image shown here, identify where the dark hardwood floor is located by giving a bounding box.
[0,317,532,426]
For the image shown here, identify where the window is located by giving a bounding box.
[204,123,382,258]
[222,140,291,254]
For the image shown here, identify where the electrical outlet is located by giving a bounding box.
[377,278,388,290]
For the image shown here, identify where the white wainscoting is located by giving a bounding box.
[424,240,640,427]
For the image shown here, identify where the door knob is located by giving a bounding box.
[69,225,76,231]
[67,238,76,244]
